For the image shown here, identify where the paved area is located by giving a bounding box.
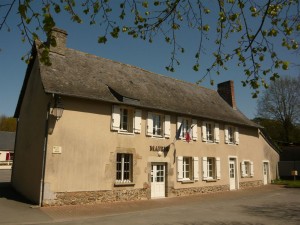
[0,169,299,225]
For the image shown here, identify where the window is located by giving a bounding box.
[153,114,162,136]
[177,117,197,141]
[225,125,239,144]
[111,105,141,134]
[202,157,221,180]
[202,122,219,143]
[241,160,254,177]
[207,158,216,179]
[206,123,214,141]
[120,108,133,132]
[147,113,170,138]
[177,156,199,182]
[183,157,192,180]
[116,153,132,183]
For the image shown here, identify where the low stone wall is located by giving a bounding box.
[239,180,263,189]
[170,184,229,197]
[44,188,148,206]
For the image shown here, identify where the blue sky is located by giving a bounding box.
[0,2,299,119]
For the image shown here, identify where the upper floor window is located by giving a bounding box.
[202,122,219,143]
[202,157,221,180]
[177,117,197,141]
[225,125,239,144]
[177,156,199,182]
[111,105,141,134]
[120,108,133,132]
[147,113,170,138]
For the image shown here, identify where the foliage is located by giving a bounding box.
[0,115,17,132]
[256,75,300,143]
[1,0,300,96]
[253,117,300,144]
[273,179,300,188]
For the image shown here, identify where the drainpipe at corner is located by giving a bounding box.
[39,100,51,207]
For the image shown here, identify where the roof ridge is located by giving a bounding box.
[67,48,217,93]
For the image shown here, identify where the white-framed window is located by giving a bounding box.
[225,125,239,144]
[111,105,141,134]
[202,122,219,143]
[177,117,197,141]
[146,113,170,138]
[202,157,221,180]
[177,156,199,181]
[116,153,133,183]
[241,160,254,177]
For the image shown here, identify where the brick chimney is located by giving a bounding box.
[48,27,68,56]
[217,80,236,109]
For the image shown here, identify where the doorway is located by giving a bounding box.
[151,163,166,198]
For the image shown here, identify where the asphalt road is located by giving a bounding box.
[0,169,299,225]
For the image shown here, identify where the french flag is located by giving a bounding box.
[185,124,195,143]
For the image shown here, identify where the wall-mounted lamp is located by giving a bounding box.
[52,96,64,120]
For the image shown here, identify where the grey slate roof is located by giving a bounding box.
[0,131,15,151]
[16,44,259,128]
[38,48,258,128]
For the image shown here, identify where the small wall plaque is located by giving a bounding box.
[53,146,62,154]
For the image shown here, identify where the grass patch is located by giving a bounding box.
[272,179,300,188]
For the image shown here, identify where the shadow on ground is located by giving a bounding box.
[243,202,300,224]
[0,182,33,204]
[152,222,265,225]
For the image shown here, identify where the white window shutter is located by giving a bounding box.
[202,157,208,180]
[250,161,254,177]
[134,109,141,133]
[193,157,199,181]
[241,161,246,177]
[177,156,183,181]
[202,122,207,142]
[146,113,153,136]
[111,105,120,131]
[177,117,183,139]
[192,119,198,141]
[234,127,239,145]
[224,125,229,144]
[214,123,220,143]
[216,157,221,180]
[164,115,171,138]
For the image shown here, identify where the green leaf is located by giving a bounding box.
[54,4,61,13]
[98,36,107,44]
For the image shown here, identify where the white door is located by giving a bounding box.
[263,162,269,185]
[229,160,236,190]
[151,163,165,198]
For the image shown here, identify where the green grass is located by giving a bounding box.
[272,179,300,188]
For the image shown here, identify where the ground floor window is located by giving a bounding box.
[202,157,221,180]
[116,153,133,183]
[241,160,254,177]
[177,156,199,181]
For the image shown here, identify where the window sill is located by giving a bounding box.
[117,131,134,135]
[114,182,135,187]
[205,179,217,182]
[180,180,195,184]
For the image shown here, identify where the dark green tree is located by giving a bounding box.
[257,75,300,143]
[1,0,300,96]
[0,115,17,132]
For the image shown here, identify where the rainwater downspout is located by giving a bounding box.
[39,99,51,207]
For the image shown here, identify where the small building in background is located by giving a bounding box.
[0,131,15,169]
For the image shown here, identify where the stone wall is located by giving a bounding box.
[44,188,148,206]
[239,180,263,189]
[169,185,229,197]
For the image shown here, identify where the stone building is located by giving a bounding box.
[12,28,279,206]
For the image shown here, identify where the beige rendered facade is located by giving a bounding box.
[12,28,279,206]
